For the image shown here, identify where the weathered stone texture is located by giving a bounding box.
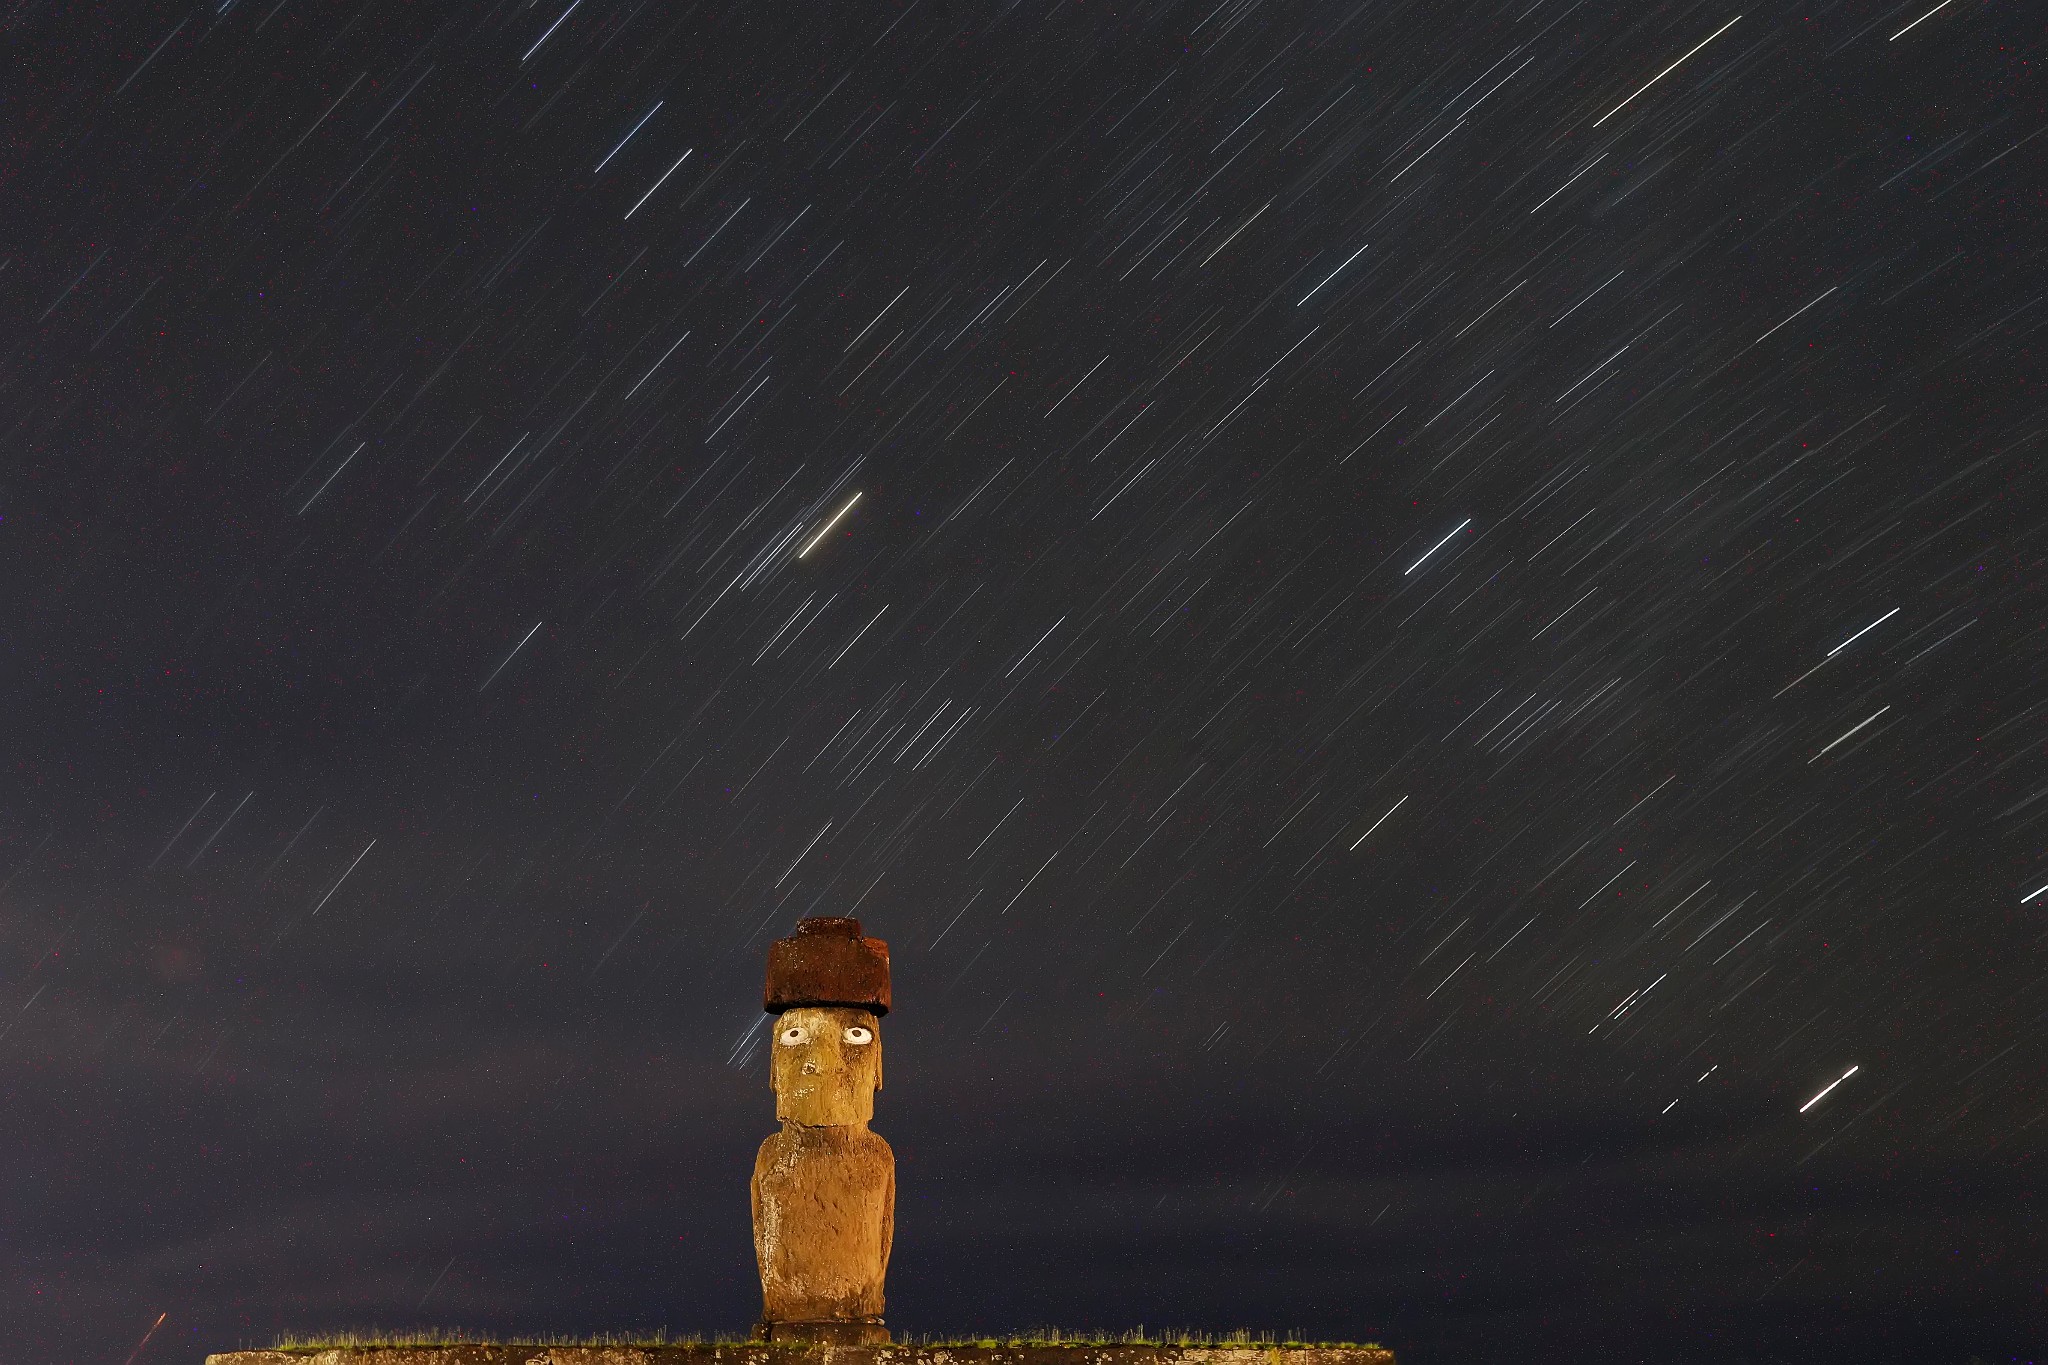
[764,917,891,1016]
[754,923,894,1344]
[207,1345,1395,1365]
[751,1120,896,1325]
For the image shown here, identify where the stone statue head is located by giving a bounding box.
[771,1005,882,1125]
[763,916,891,1126]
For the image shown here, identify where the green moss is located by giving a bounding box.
[268,1328,1381,1353]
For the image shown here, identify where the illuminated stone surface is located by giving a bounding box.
[753,919,897,1343]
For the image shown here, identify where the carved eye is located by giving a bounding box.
[778,1023,810,1046]
[842,1025,873,1045]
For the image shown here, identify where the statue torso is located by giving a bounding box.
[751,1122,895,1321]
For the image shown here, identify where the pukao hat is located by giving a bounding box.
[764,916,891,1016]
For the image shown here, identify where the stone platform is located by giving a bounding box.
[206,1343,1393,1365]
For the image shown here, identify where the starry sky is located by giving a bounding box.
[3,0,2045,1361]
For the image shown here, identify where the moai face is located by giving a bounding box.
[772,1005,882,1126]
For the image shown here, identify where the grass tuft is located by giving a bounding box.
[270,1327,747,1352]
[266,1327,1382,1353]
[902,1329,1381,1349]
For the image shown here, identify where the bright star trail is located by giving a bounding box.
[1799,1064,1862,1114]
[1,2,2040,1362]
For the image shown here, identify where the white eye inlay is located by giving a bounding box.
[842,1025,873,1045]
[778,1024,810,1046]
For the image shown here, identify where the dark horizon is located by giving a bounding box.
[2,1,2042,1362]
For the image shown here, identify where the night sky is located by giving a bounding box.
[3,0,2044,1361]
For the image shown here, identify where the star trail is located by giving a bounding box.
[1,1,2043,1362]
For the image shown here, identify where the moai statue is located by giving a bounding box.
[751,916,895,1345]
